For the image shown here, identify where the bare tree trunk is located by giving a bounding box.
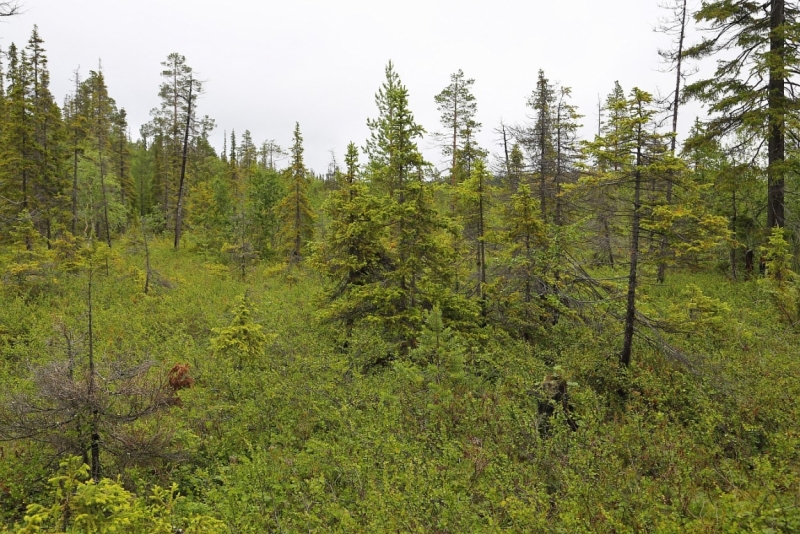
[477,169,486,310]
[142,221,151,294]
[621,144,644,367]
[118,129,126,207]
[174,76,193,250]
[240,197,247,279]
[99,152,111,248]
[539,122,547,222]
[72,148,79,235]
[603,216,615,268]
[294,180,301,260]
[767,0,785,229]
[657,0,687,283]
[555,101,564,227]
[96,80,112,248]
[501,122,511,180]
[87,263,101,482]
[597,96,602,137]
[731,189,738,280]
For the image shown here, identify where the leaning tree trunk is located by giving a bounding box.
[174,76,193,250]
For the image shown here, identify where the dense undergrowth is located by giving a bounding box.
[0,238,798,533]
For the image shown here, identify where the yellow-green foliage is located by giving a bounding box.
[759,227,800,322]
[2,217,56,298]
[210,294,274,369]
[13,457,225,533]
[1,234,798,533]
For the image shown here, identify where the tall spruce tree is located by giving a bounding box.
[64,69,88,235]
[552,86,582,227]
[493,183,550,341]
[83,70,115,247]
[365,62,467,348]
[685,0,799,229]
[26,27,66,243]
[276,123,314,261]
[0,43,35,240]
[459,158,491,304]
[526,70,556,221]
[111,108,132,211]
[0,29,66,245]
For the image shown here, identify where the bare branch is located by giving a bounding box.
[0,1,22,17]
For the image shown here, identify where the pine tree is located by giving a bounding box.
[259,140,287,170]
[276,123,314,261]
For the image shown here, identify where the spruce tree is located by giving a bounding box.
[526,70,556,221]
[0,30,66,245]
[64,69,88,235]
[493,183,550,340]
[685,0,799,229]
[458,158,491,303]
[313,142,386,332]
[364,62,467,348]
[552,86,581,227]
[276,122,314,261]
[111,108,132,211]
[83,70,115,246]
[26,26,66,243]
[0,43,35,240]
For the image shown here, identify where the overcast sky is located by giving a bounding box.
[0,0,707,173]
